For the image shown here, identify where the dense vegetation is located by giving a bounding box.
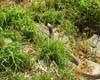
[0,0,100,80]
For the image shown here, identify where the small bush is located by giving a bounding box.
[75,0,100,35]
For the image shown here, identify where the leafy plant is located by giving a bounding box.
[74,0,100,36]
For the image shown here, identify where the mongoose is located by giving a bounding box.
[47,23,53,38]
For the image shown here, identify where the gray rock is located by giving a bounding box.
[88,34,100,56]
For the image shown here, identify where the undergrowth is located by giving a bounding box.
[0,4,73,80]
[1,0,100,80]
[0,5,34,73]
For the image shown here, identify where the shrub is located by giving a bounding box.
[75,0,100,35]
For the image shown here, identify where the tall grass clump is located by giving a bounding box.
[35,35,73,79]
[28,0,46,22]
[61,20,75,35]
[0,30,22,42]
[0,42,31,72]
[58,67,73,80]
[0,5,34,72]
[41,9,63,25]
[37,38,70,67]
[28,0,64,24]
[0,5,35,41]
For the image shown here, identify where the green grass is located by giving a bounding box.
[0,5,34,72]
[2,0,100,80]
[0,42,31,72]
[61,20,75,35]
[0,5,35,41]
[32,73,51,80]
[37,39,69,66]
[0,1,74,80]
[0,69,28,80]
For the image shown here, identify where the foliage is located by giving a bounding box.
[75,0,100,35]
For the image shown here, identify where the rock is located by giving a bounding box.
[35,60,48,73]
[35,23,49,37]
[87,34,100,57]
[88,34,100,48]
[21,43,36,56]
[87,34,100,56]
[86,60,100,80]
[87,60,100,75]
[35,23,70,46]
